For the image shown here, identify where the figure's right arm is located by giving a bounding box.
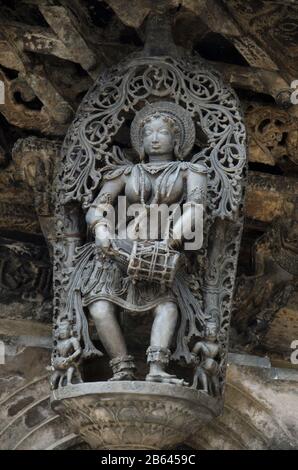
[191,341,204,356]
[85,176,125,251]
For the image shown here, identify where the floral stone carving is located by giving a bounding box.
[51,382,221,450]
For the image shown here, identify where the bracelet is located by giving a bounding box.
[90,203,110,210]
[90,219,112,236]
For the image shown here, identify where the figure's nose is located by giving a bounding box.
[151,132,159,143]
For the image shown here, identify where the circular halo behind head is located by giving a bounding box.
[130,101,196,159]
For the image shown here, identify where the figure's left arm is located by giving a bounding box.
[186,166,207,206]
[65,338,82,364]
[170,166,207,251]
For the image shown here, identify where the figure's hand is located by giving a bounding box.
[167,237,183,251]
[94,223,112,253]
[53,357,68,370]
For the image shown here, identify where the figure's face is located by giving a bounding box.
[142,116,175,156]
[59,324,70,339]
[206,326,217,340]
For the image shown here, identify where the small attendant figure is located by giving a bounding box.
[50,319,82,389]
[191,321,220,396]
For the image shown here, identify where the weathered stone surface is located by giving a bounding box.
[188,357,298,450]
[222,0,298,80]
[263,297,298,357]
[246,173,297,224]
[211,62,290,105]
[38,3,100,79]
[105,0,151,28]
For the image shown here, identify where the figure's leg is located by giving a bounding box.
[89,300,135,380]
[89,300,127,358]
[146,301,186,385]
[73,365,83,384]
[199,370,208,393]
[67,366,75,384]
[58,372,66,388]
[50,370,60,390]
[211,376,220,396]
[150,301,178,351]
[191,368,208,391]
[191,368,200,389]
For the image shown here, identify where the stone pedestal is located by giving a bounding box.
[51,381,222,450]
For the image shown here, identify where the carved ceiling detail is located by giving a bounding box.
[246,104,298,170]
[223,0,298,79]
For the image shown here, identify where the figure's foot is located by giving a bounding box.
[109,370,136,381]
[148,368,177,379]
[146,346,188,386]
[109,355,136,381]
[146,373,188,386]
[68,373,83,385]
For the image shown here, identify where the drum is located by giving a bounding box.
[106,239,180,286]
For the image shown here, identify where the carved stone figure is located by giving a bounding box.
[52,49,246,386]
[79,102,208,385]
[50,319,82,389]
[50,14,246,449]
[191,321,220,396]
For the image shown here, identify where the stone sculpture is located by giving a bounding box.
[50,13,247,449]
[191,321,220,395]
[50,319,82,389]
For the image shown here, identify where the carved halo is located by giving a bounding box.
[130,101,196,159]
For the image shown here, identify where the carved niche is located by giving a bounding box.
[50,15,247,450]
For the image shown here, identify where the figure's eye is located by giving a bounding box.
[159,128,170,135]
[144,128,153,136]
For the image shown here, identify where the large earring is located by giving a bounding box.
[139,145,145,162]
[174,141,181,160]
